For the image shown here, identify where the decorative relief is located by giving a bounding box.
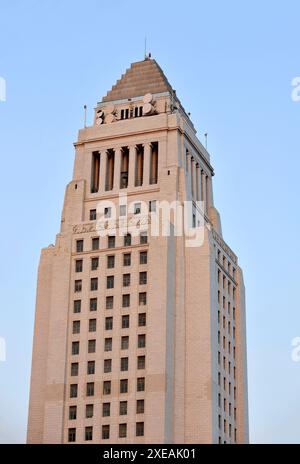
[72,215,151,235]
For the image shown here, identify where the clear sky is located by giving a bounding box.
[1,0,300,444]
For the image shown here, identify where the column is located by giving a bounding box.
[191,157,196,199]
[196,163,200,201]
[143,143,151,187]
[99,150,107,192]
[128,145,136,189]
[201,170,206,213]
[113,147,122,191]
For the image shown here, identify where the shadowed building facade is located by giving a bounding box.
[27,58,249,444]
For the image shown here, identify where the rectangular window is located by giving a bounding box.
[122,294,130,308]
[104,359,112,373]
[87,360,95,375]
[119,401,127,415]
[86,382,94,396]
[137,377,145,392]
[72,341,79,355]
[121,357,128,371]
[92,237,99,250]
[123,273,130,287]
[108,236,115,249]
[69,405,77,420]
[90,278,98,291]
[86,404,94,419]
[102,402,110,417]
[106,296,113,309]
[73,300,81,313]
[107,255,115,269]
[149,200,156,212]
[85,426,93,441]
[71,362,79,376]
[90,209,96,221]
[70,384,78,398]
[136,422,144,437]
[75,260,83,272]
[90,298,97,311]
[76,240,83,253]
[88,339,96,353]
[68,428,76,442]
[104,207,111,218]
[136,399,144,414]
[72,320,80,334]
[107,276,114,289]
[137,355,145,370]
[104,338,112,351]
[122,315,130,329]
[120,379,128,394]
[89,319,97,332]
[134,202,141,214]
[105,317,113,330]
[124,234,131,247]
[139,271,147,285]
[103,381,111,395]
[74,280,82,292]
[140,232,147,244]
[102,425,110,440]
[119,423,127,438]
[139,251,147,265]
[138,334,146,348]
[91,257,99,271]
[139,292,147,305]
[123,253,131,266]
[121,336,129,350]
[138,313,146,326]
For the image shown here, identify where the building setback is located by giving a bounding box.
[27,58,249,444]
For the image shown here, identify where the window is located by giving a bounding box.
[136,399,144,414]
[76,240,83,253]
[72,320,80,334]
[107,276,114,289]
[68,428,76,442]
[70,384,78,398]
[140,232,147,244]
[88,339,96,353]
[123,273,130,287]
[138,313,146,326]
[74,280,82,292]
[149,200,156,212]
[136,422,144,437]
[104,359,112,373]
[107,255,115,269]
[139,292,147,305]
[104,338,112,351]
[104,207,111,218]
[119,401,127,415]
[122,294,130,307]
[120,379,128,393]
[138,334,146,348]
[121,357,128,371]
[105,317,113,330]
[134,202,141,214]
[89,319,96,332]
[139,251,147,265]
[120,205,127,216]
[137,377,145,392]
[90,209,96,221]
[86,382,94,396]
[69,406,77,420]
[121,336,129,350]
[108,236,115,249]
[72,341,79,355]
[91,257,99,271]
[137,356,145,369]
[71,362,79,376]
[123,253,131,266]
[87,360,95,375]
[102,425,110,440]
[75,260,83,273]
[122,315,130,329]
[92,237,99,250]
[106,296,113,309]
[90,277,98,291]
[139,271,147,285]
[86,404,94,419]
[103,381,111,395]
[124,233,131,246]
[85,426,93,441]
[90,298,97,311]
[102,402,110,417]
[119,423,127,438]
[73,300,81,313]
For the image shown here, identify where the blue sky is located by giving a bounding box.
[1,0,300,443]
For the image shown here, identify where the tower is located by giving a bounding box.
[27,58,249,444]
